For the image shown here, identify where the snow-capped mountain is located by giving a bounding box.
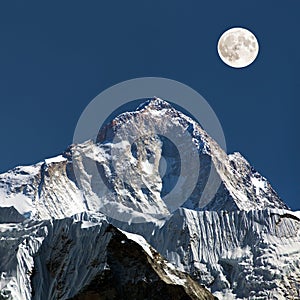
[115,208,300,299]
[0,212,215,300]
[0,98,299,299]
[0,98,287,220]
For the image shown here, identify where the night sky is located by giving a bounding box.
[0,1,299,209]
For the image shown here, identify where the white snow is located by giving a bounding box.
[120,229,153,259]
[80,220,97,229]
[163,267,186,285]
[221,245,251,261]
[141,160,154,175]
[112,140,131,149]
[147,109,165,117]
[44,155,67,164]
[251,176,266,195]
[0,190,35,216]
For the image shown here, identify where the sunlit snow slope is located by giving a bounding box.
[0,98,298,299]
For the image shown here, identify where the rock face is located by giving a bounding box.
[0,213,215,300]
[114,209,300,299]
[0,98,298,299]
[68,223,216,300]
[0,98,287,221]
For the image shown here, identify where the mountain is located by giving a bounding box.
[0,98,287,220]
[0,213,215,300]
[0,98,299,299]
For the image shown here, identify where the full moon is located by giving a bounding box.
[217,27,259,68]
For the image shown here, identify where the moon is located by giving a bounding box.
[217,27,259,68]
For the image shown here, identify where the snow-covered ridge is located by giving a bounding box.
[3,207,298,299]
[0,98,297,299]
[0,214,215,300]
[0,98,288,221]
[109,208,300,299]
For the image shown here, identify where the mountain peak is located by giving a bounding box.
[0,98,289,223]
[136,97,174,111]
[84,98,289,217]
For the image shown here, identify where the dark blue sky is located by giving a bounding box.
[0,1,299,209]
